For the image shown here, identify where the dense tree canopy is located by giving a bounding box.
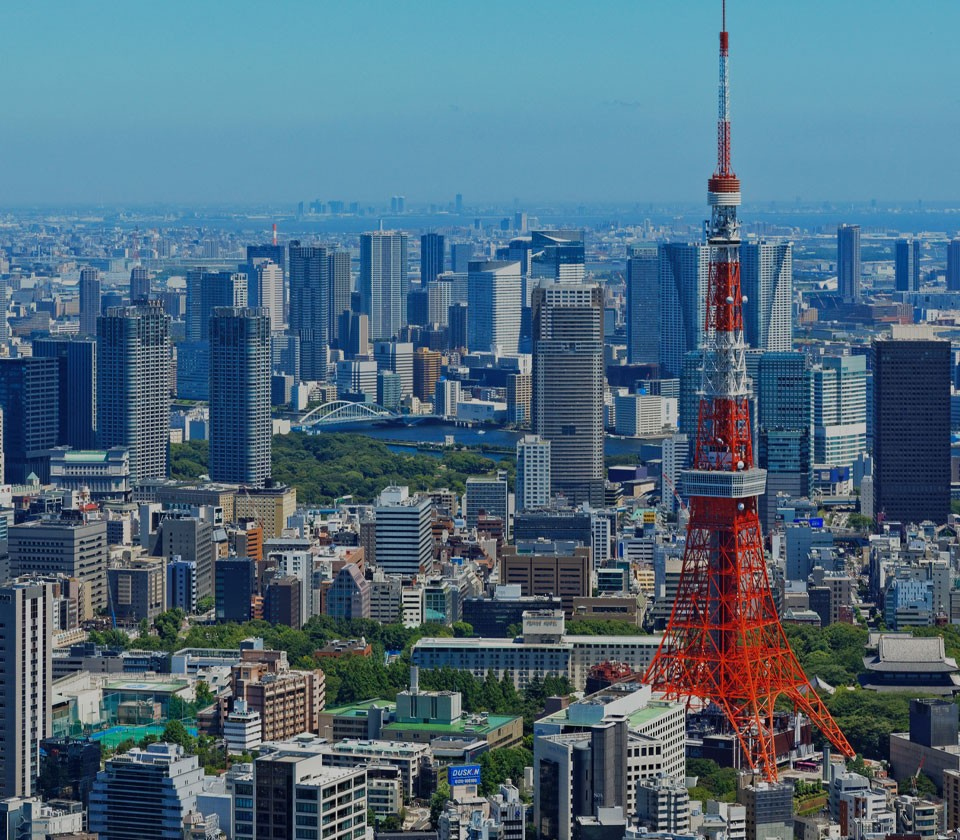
[171,432,513,504]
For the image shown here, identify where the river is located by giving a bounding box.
[311,418,663,462]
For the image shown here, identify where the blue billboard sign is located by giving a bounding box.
[448,764,482,786]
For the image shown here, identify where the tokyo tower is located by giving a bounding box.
[643,1,854,780]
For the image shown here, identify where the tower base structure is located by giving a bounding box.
[644,494,854,780]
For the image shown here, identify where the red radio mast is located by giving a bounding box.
[643,1,853,780]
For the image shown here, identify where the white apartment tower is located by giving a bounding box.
[96,302,171,483]
[256,260,285,332]
[360,232,408,341]
[0,581,52,798]
[517,435,551,511]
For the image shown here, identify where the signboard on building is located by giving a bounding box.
[448,764,481,787]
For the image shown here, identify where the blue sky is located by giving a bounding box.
[1,0,957,206]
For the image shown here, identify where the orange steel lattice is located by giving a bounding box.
[643,3,853,782]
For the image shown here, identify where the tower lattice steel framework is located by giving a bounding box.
[643,1,854,781]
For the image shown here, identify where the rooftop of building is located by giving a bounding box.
[864,635,959,673]
[324,739,430,757]
[382,712,520,737]
[537,686,679,730]
[324,698,398,718]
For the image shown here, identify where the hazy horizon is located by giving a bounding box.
[2,0,958,206]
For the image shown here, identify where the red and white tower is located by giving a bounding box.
[643,1,854,781]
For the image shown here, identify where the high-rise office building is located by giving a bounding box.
[185,269,247,343]
[175,341,210,401]
[661,432,689,513]
[248,749,366,840]
[271,333,301,380]
[9,515,108,620]
[659,243,711,377]
[530,231,586,284]
[948,239,960,292]
[812,354,866,470]
[448,302,468,351]
[532,282,604,506]
[756,352,813,528]
[465,475,509,533]
[129,266,150,303]
[467,260,523,355]
[289,242,329,381]
[739,783,793,840]
[740,241,793,351]
[626,245,659,365]
[328,250,352,343]
[413,348,441,402]
[873,331,950,524]
[33,337,97,450]
[89,743,204,840]
[0,357,59,482]
[374,340,414,397]
[507,372,532,426]
[374,486,434,577]
[837,224,861,302]
[895,238,921,292]
[78,267,101,337]
[327,564,371,621]
[166,558,197,613]
[215,557,256,623]
[97,302,171,483]
[378,370,403,411]
[336,359,377,401]
[0,580,52,799]
[360,231,408,340]
[517,435,551,511]
[264,575,302,628]
[406,285,429,327]
[450,242,473,273]
[421,233,445,284]
[247,243,286,285]
[157,514,214,601]
[254,260,284,332]
[209,307,272,487]
[340,312,370,358]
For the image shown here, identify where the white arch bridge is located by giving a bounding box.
[295,400,399,429]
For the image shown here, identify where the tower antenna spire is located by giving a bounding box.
[643,0,854,782]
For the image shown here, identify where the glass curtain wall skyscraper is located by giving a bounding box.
[812,354,867,470]
[209,307,272,487]
[420,233,445,284]
[288,242,329,381]
[78,267,101,338]
[837,224,861,302]
[328,250,352,344]
[873,332,950,524]
[659,243,710,378]
[894,238,921,292]
[626,245,659,365]
[740,241,793,351]
[756,352,813,528]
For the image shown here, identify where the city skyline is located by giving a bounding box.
[1,1,959,205]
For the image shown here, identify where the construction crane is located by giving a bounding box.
[911,754,926,796]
